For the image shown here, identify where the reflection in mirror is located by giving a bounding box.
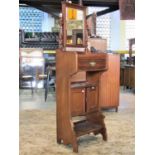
[66,7,84,46]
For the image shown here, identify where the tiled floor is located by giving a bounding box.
[19,87,135,111]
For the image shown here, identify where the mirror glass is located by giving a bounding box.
[66,7,84,46]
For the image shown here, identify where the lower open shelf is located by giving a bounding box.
[74,120,102,137]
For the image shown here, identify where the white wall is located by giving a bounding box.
[110,10,120,50]
[110,11,135,51]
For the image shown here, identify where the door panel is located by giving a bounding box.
[71,88,85,116]
[86,86,98,112]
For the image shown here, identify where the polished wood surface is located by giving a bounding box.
[71,71,86,82]
[56,2,108,153]
[88,38,107,52]
[100,54,120,111]
[71,88,85,116]
[78,53,107,71]
[56,50,108,152]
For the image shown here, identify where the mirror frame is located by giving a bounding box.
[62,2,87,50]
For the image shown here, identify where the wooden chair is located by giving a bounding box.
[44,71,55,101]
[36,67,55,101]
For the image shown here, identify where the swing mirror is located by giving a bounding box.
[62,2,86,50]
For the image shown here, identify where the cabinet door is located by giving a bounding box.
[86,86,98,112]
[71,88,85,116]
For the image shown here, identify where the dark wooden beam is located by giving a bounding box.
[21,2,61,10]
[19,0,119,7]
[19,0,61,5]
[83,0,118,6]
[34,5,60,18]
[20,2,60,18]
[96,7,118,16]
[86,6,118,19]
[21,2,61,11]
[19,0,119,18]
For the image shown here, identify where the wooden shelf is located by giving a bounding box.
[74,120,102,137]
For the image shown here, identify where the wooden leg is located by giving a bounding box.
[100,128,108,141]
[72,140,78,153]
[45,86,48,102]
[35,80,38,93]
[115,107,118,112]
[45,79,49,102]
[93,130,98,135]
[30,80,33,95]
[57,138,61,144]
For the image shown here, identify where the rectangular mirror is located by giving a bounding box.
[62,2,86,49]
[66,7,84,45]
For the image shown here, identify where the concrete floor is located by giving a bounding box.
[19,88,56,110]
[19,87,135,111]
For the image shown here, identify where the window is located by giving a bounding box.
[125,20,135,50]
[19,7,43,32]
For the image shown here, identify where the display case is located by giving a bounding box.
[19,48,44,88]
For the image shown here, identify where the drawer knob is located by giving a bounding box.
[82,90,85,93]
[89,61,96,67]
[91,86,95,90]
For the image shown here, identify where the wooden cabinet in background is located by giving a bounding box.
[130,67,135,88]
[120,67,124,86]
[87,39,120,111]
[124,67,130,87]
[100,54,120,112]
[123,66,135,89]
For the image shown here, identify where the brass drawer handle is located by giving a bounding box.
[89,61,96,67]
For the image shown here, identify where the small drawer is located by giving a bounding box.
[78,57,107,71]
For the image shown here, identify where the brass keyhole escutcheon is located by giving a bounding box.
[89,61,96,67]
